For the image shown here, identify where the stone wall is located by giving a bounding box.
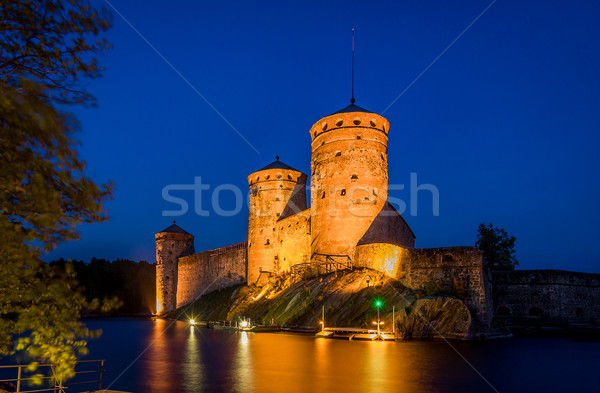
[176,242,247,309]
[404,247,492,325]
[491,270,600,320]
[355,243,411,279]
[276,209,311,272]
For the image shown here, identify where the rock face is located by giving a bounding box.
[175,269,491,339]
[396,297,473,340]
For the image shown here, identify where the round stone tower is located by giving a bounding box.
[155,222,194,314]
[247,158,307,284]
[310,103,390,260]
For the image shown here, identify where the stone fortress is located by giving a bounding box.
[156,101,600,329]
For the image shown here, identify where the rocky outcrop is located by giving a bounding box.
[171,268,494,339]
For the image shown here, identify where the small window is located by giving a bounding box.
[356,135,361,140]
[336,120,343,127]
[314,131,317,138]
[321,191,326,199]
[351,174,358,181]
[381,153,385,160]
[496,306,510,317]
[529,307,543,317]
[265,239,270,245]
[370,120,376,127]
[277,174,282,179]
[322,123,328,131]
[288,174,292,180]
[335,151,341,157]
[275,197,280,201]
[353,119,361,125]
[372,189,377,196]
[341,189,346,196]
[443,254,454,262]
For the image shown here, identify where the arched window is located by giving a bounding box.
[443,254,454,263]
[528,307,543,317]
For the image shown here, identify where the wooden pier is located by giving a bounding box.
[315,327,396,341]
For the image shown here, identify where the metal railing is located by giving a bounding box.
[291,254,353,277]
[0,359,104,393]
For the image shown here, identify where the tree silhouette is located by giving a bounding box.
[475,223,518,271]
[0,0,113,385]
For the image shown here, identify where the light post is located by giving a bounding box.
[374,299,383,339]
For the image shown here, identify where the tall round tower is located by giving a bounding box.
[155,222,194,314]
[247,158,307,284]
[310,103,390,260]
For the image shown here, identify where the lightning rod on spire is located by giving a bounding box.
[351,28,355,104]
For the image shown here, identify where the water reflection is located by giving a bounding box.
[232,332,253,392]
[95,320,600,393]
[183,326,204,392]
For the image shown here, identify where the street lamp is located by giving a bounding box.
[374,299,383,339]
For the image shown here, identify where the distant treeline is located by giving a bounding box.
[50,258,156,316]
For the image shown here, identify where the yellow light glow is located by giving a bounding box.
[240,320,249,328]
[190,319,196,325]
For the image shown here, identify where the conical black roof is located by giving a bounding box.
[158,222,191,235]
[329,103,373,116]
[256,157,300,173]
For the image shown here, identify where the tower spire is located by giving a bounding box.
[351,28,355,104]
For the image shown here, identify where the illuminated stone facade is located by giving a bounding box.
[155,103,490,322]
[155,224,195,314]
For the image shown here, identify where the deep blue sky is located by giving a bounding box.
[46,0,600,273]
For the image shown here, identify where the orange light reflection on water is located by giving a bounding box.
[138,323,437,393]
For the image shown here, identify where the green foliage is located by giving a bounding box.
[0,0,113,386]
[1,0,112,105]
[475,222,518,271]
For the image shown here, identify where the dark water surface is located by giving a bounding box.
[82,318,599,393]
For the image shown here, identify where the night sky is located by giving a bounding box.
[46,0,600,273]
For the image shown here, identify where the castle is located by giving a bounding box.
[155,101,600,329]
[155,101,494,324]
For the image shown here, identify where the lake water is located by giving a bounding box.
[80,318,599,393]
